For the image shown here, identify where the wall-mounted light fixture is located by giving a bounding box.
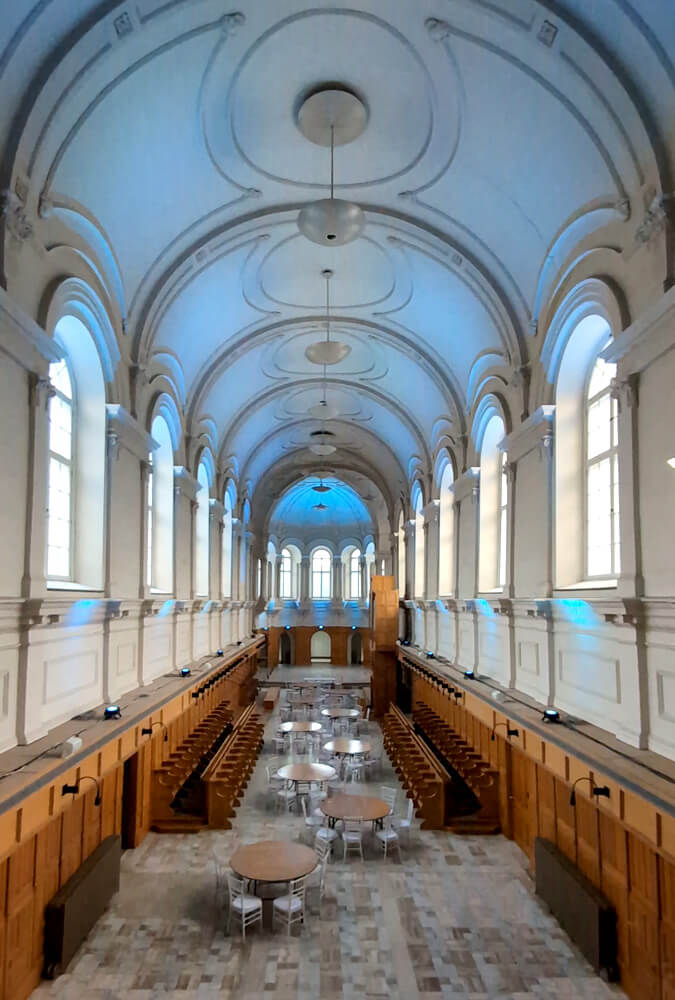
[103,705,121,720]
[491,722,519,742]
[570,776,610,806]
[62,775,101,806]
[141,721,168,742]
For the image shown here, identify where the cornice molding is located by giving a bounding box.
[173,465,200,501]
[0,286,61,372]
[451,467,479,502]
[603,285,675,373]
[106,404,156,462]
[502,405,555,464]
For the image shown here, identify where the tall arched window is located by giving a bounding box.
[586,355,619,578]
[46,315,106,589]
[349,548,361,600]
[438,460,455,595]
[222,495,232,598]
[311,547,332,598]
[397,510,406,595]
[47,359,74,579]
[195,460,210,596]
[147,415,174,592]
[414,490,425,599]
[478,414,506,592]
[280,547,292,598]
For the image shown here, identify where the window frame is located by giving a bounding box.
[583,354,620,581]
[498,452,508,589]
[279,547,293,599]
[311,547,332,599]
[349,548,362,600]
[47,358,76,582]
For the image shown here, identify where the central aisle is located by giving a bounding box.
[32,696,624,1000]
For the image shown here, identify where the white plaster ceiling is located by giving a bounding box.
[1,0,672,522]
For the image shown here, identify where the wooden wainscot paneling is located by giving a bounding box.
[660,852,675,1000]
[625,831,661,998]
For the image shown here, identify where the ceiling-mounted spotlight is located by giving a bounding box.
[297,87,367,246]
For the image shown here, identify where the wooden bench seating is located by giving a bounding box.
[382,704,450,829]
[203,704,264,828]
[412,702,500,833]
[151,702,233,829]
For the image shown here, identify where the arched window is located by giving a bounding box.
[397,510,406,595]
[222,495,232,598]
[147,415,174,592]
[256,558,262,598]
[552,304,619,588]
[585,355,619,578]
[280,547,292,598]
[438,460,455,595]
[311,547,332,599]
[349,548,361,600]
[46,316,106,589]
[365,540,375,599]
[414,490,425,599]
[47,359,74,579]
[478,414,506,592]
[195,460,210,596]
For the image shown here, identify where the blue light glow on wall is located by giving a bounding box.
[556,599,600,627]
[65,600,100,626]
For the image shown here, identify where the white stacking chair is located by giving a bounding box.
[362,752,381,781]
[226,873,262,940]
[345,759,364,783]
[272,876,306,935]
[380,785,398,815]
[277,779,296,813]
[314,820,339,855]
[392,796,415,840]
[306,838,331,910]
[342,819,364,861]
[375,817,401,859]
[300,795,324,840]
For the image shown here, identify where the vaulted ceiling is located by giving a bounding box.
[1,0,673,527]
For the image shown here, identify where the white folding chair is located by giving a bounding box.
[272,876,306,935]
[277,779,296,812]
[342,819,364,861]
[380,785,397,815]
[375,817,401,859]
[300,795,324,840]
[226,873,262,940]
[392,796,415,840]
[306,838,331,910]
[314,821,339,855]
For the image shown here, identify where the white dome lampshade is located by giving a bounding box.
[305,339,351,365]
[309,443,337,455]
[297,198,365,247]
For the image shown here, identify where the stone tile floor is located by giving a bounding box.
[32,701,626,1000]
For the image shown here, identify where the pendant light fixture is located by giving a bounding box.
[305,268,350,366]
[297,87,367,246]
[312,472,332,494]
[312,501,329,511]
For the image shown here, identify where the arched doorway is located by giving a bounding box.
[310,630,331,663]
[278,631,292,664]
[348,631,363,664]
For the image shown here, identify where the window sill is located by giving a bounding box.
[556,579,618,591]
[47,581,103,592]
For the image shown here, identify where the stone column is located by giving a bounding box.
[452,468,480,599]
[173,467,200,601]
[359,554,368,603]
[300,556,310,601]
[209,499,223,600]
[332,555,343,603]
[423,500,440,600]
[22,374,52,599]
[404,521,415,600]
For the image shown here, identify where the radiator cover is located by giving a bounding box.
[44,834,121,978]
[534,837,618,980]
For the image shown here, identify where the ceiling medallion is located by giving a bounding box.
[305,268,351,366]
[297,86,367,246]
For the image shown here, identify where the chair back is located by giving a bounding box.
[226,872,246,903]
[380,786,397,812]
[343,818,363,835]
[287,875,306,902]
[314,836,331,862]
[300,795,310,819]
